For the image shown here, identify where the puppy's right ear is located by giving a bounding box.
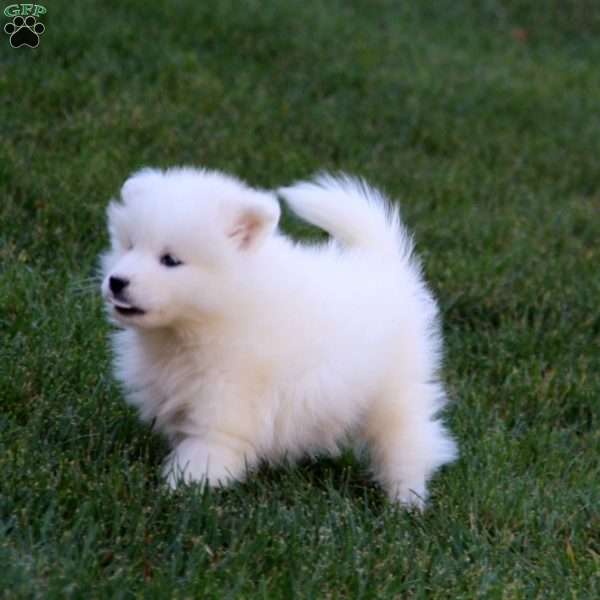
[226,194,280,252]
[121,168,162,201]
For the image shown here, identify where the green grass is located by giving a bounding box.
[2,1,600,597]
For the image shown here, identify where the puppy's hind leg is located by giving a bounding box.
[363,380,457,510]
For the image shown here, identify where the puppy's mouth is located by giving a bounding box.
[110,300,146,317]
[115,305,146,316]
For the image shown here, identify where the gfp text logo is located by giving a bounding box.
[4,4,47,48]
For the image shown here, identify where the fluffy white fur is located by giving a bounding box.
[100,167,457,509]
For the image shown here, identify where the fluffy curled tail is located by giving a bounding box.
[278,174,412,257]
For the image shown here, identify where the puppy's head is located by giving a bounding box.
[100,167,280,329]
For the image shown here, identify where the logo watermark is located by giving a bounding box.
[3,4,46,48]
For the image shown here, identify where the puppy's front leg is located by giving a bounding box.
[163,432,257,489]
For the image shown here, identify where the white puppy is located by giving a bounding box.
[100,167,457,508]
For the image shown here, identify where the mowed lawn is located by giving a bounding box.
[1,1,599,597]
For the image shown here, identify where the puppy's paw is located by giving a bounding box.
[162,436,247,490]
[388,482,427,511]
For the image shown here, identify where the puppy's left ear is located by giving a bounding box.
[227,194,280,251]
[121,168,162,201]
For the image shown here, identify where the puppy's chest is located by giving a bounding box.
[143,348,279,438]
[146,346,213,405]
[121,334,211,421]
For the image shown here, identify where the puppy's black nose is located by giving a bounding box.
[109,276,129,295]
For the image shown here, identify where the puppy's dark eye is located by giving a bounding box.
[160,253,183,267]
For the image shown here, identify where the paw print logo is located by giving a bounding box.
[4,15,45,48]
